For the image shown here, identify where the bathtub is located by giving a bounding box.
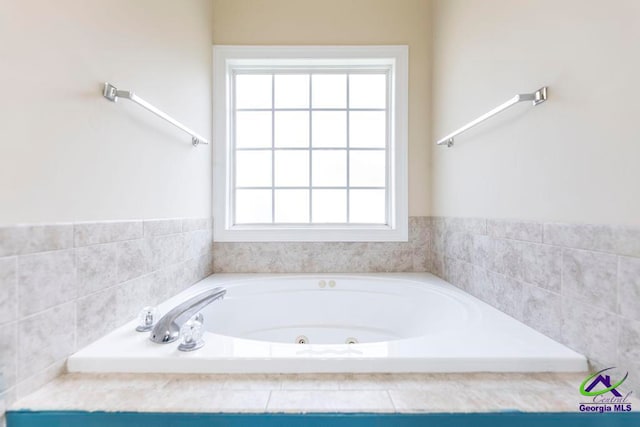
[68,273,587,373]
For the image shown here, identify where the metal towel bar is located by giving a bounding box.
[436,87,547,147]
[103,82,209,147]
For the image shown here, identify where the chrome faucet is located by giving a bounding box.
[150,287,226,344]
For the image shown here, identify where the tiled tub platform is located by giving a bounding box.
[7,373,640,426]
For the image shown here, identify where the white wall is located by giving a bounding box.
[431,0,640,226]
[0,0,214,224]
[212,0,432,217]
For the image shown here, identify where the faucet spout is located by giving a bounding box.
[150,287,226,344]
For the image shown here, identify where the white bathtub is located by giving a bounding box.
[68,273,587,373]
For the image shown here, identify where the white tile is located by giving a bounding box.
[267,390,394,412]
[115,239,151,282]
[408,217,430,250]
[182,218,212,233]
[487,219,543,243]
[561,299,617,364]
[74,221,143,247]
[17,249,76,317]
[544,223,640,258]
[619,256,640,321]
[618,318,640,394]
[337,374,396,390]
[444,231,472,263]
[185,230,213,260]
[143,219,183,237]
[562,249,617,312]
[17,304,75,382]
[522,285,562,341]
[0,258,17,324]
[442,217,487,235]
[390,389,478,412]
[443,257,472,290]
[149,234,185,270]
[280,374,342,390]
[114,275,155,323]
[521,243,562,292]
[0,225,73,257]
[15,360,66,400]
[489,238,523,280]
[76,287,119,348]
[0,323,17,393]
[222,374,282,390]
[76,243,117,296]
[163,390,270,412]
[162,375,226,393]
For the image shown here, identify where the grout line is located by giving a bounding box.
[72,301,78,352]
[15,299,76,323]
[12,320,18,398]
[13,247,75,261]
[385,390,397,412]
[265,390,273,411]
[615,255,621,317]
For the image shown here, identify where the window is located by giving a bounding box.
[213,46,408,242]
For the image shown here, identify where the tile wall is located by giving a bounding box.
[212,217,430,273]
[0,218,214,423]
[428,217,640,392]
[2,214,639,421]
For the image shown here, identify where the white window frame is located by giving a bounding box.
[213,45,408,242]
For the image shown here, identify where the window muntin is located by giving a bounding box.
[231,70,390,226]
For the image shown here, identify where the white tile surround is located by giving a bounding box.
[427,217,640,394]
[16,372,627,414]
[0,218,214,423]
[2,215,640,423]
[212,217,430,273]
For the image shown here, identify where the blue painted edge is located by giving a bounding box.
[6,411,640,427]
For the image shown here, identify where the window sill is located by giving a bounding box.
[213,223,408,242]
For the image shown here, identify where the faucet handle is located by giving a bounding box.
[178,313,205,352]
[135,306,158,332]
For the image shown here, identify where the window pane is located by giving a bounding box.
[349,111,386,148]
[350,151,386,187]
[312,190,347,223]
[349,74,386,108]
[235,190,272,223]
[236,111,272,148]
[235,74,272,109]
[350,190,386,224]
[274,151,309,187]
[312,150,346,187]
[312,74,346,108]
[275,190,309,223]
[275,74,309,108]
[236,151,272,187]
[312,111,346,148]
[275,111,309,147]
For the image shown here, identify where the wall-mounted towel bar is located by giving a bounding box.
[436,87,547,148]
[102,82,209,147]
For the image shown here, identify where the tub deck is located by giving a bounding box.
[9,371,619,413]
